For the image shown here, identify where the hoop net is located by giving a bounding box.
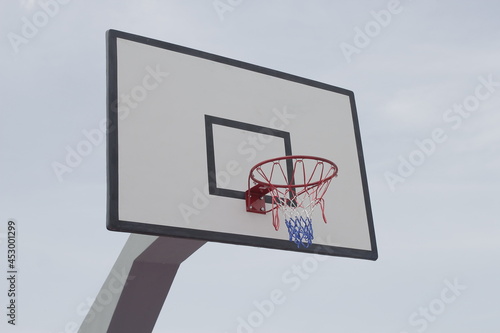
[248,156,338,248]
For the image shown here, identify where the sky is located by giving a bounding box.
[1,0,499,332]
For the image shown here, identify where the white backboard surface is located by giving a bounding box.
[106,29,377,259]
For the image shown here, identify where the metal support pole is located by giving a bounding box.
[78,234,206,333]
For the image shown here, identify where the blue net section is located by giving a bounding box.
[284,216,314,248]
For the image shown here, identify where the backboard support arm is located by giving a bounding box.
[78,234,206,333]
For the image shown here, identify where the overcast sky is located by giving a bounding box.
[1,1,499,332]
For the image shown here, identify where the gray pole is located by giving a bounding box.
[78,234,205,333]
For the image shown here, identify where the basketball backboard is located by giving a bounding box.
[106,29,377,259]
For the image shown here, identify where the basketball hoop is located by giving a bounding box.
[245,155,338,248]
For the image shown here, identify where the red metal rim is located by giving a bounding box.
[248,155,338,189]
